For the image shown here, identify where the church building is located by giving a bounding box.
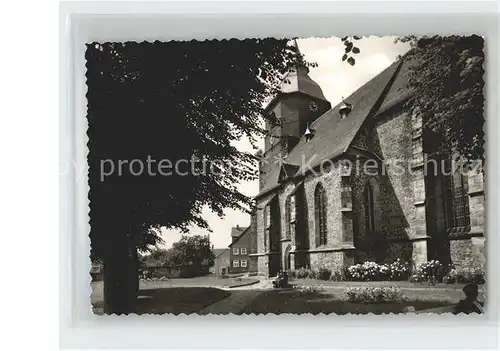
[252,45,485,277]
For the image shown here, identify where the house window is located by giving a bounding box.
[240,248,247,255]
[240,260,247,268]
[444,161,470,229]
[364,182,375,232]
[233,260,239,267]
[314,183,328,246]
[233,248,239,255]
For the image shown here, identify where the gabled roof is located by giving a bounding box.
[229,226,251,247]
[257,56,412,198]
[231,226,247,238]
[212,248,228,258]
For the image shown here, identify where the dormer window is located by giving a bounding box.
[339,97,352,119]
[304,123,315,142]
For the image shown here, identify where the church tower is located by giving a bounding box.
[260,40,331,190]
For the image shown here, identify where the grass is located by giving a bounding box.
[241,290,452,315]
[93,287,230,315]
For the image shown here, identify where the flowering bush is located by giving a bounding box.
[347,261,382,281]
[346,259,410,281]
[140,276,168,281]
[299,285,324,294]
[346,286,404,303]
[388,259,410,280]
[443,267,485,284]
[410,260,446,284]
[330,270,344,281]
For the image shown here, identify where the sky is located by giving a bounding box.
[159,36,410,250]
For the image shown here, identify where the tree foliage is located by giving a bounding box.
[341,35,485,163]
[169,235,215,267]
[401,35,485,163]
[340,36,362,66]
[86,39,308,259]
[139,235,215,268]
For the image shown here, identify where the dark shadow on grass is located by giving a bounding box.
[241,290,452,315]
[93,287,230,315]
[135,287,230,315]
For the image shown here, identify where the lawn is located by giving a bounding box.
[241,290,452,315]
[93,287,230,315]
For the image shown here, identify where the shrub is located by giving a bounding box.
[388,259,410,280]
[443,267,485,284]
[330,270,344,281]
[299,285,324,295]
[410,260,445,284]
[317,267,332,280]
[295,267,310,279]
[347,261,381,281]
[346,286,404,303]
[307,269,318,279]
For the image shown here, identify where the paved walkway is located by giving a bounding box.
[198,290,263,315]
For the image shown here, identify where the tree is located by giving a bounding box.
[400,35,484,164]
[341,35,484,164]
[86,39,308,313]
[340,36,363,66]
[169,235,215,268]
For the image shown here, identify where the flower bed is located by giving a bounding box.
[289,260,485,284]
[346,286,404,303]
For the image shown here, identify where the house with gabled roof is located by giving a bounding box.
[211,247,230,276]
[254,46,485,277]
[228,213,258,274]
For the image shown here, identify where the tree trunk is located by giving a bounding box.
[103,243,139,315]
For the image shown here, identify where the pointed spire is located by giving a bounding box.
[291,38,308,73]
[293,38,300,53]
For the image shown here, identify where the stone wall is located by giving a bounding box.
[309,251,343,271]
[303,160,342,249]
[449,237,485,270]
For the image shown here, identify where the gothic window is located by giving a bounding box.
[289,195,296,222]
[314,183,328,246]
[264,203,271,249]
[444,161,470,230]
[287,195,296,239]
[364,182,375,232]
[265,204,271,229]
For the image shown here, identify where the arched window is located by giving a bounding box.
[314,183,328,246]
[287,195,296,239]
[364,182,375,232]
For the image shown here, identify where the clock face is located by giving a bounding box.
[309,101,318,112]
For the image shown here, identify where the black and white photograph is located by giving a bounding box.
[87,35,486,316]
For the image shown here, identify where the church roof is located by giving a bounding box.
[257,55,414,198]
